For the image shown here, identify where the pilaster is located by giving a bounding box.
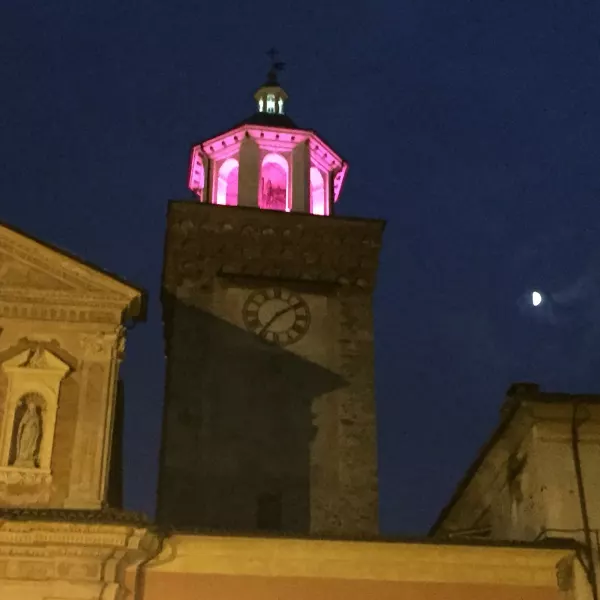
[238,136,260,207]
[291,140,310,212]
[65,330,122,509]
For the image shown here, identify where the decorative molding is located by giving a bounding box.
[0,507,149,525]
[7,347,64,371]
[0,518,160,597]
[0,545,111,558]
[0,487,51,506]
[0,467,51,486]
[0,299,124,325]
[152,534,574,588]
[0,521,156,552]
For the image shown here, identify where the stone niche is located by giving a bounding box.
[0,347,69,506]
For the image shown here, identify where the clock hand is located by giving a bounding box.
[259,302,304,337]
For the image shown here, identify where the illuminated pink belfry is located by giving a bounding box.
[188,65,347,216]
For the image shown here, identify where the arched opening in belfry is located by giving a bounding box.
[310,167,326,216]
[259,154,288,212]
[216,158,239,206]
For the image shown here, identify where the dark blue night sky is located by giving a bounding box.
[2,1,600,535]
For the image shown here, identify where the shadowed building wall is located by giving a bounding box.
[158,203,384,536]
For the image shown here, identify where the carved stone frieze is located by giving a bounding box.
[0,556,102,581]
[163,202,385,293]
[0,516,160,598]
[0,301,121,325]
[0,468,52,486]
[0,545,111,559]
[56,558,101,581]
[0,519,156,554]
[0,487,51,507]
[0,507,148,525]
[5,558,52,580]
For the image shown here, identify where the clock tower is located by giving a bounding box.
[158,63,385,537]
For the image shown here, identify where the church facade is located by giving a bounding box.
[0,67,594,599]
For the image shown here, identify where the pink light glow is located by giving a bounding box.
[310,167,326,216]
[188,125,348,212]
[216,158,239,206]
[188,148,206,198]
[259,153,288,211]
[193,163,205,198]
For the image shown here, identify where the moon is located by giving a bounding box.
[531,291,543,307]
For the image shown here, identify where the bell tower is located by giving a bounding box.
[188,57,347,216]
[158,60,384,537]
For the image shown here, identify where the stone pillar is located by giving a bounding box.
[237,136,260,207]
[291,141,310,213]
[309,291,378,538]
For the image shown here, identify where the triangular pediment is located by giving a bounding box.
[0,222,145,319]
[0,250,75,292]
[2,347,70,376]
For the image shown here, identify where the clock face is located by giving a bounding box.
[242,287,311,346]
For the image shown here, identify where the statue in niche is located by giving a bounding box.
[10,395,43,469]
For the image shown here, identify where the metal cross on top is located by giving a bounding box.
[266,47,285,83]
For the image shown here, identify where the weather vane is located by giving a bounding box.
[266,47,285,83]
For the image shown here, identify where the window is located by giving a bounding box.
[258,98,264,112]
[216,158,239,206]
[278,98,284,114]
[266,94,276,114]
[257,491,282,531]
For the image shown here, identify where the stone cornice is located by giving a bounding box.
[0,507,149,526]
[163,202,385,293]
[0,297,124,325]
[149,534,573,588]
[0,513,157,561]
